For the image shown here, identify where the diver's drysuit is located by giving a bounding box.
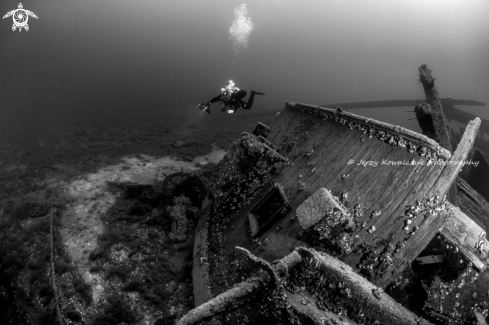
[199,81,263,115]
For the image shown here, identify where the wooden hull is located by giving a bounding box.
[222,102,479,287]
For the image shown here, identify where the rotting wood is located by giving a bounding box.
[429,118,480,200]
[414,103,436,140]
[439,203,489,271]
[253,122,271,138]
[176,274,269,325]
[418,64,457,205]
[286,102,451,159]
[286,291,359,325]
[418,64,453,154]
[235,246,280,288]
[180,246,434,325]
[285,247,435,325]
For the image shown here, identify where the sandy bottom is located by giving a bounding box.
[59,146,226,303]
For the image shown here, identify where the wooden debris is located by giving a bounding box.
[176,274,269,325]
[253,122,271,138]
[418,64,453,154]
[428,118,480,199]
[284,247,435,325]
[440,203,489,271]
[295,188,349,230]
[286,291,358,324]
[418,64,457,205]
[414,103,437,140]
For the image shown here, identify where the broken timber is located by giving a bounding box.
[415,103,437,140]
[439,203,489,271]
[418,64,457,205]
[179,247,434,325]
[418,64,453,154]
[177,274,269,325]
[412,66,489,270]
[277,247,435,325]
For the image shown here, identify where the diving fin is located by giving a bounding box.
[254,91,265,95]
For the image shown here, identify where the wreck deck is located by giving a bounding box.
[223,102,479,287]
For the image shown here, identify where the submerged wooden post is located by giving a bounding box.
[418,64,457,205]
[418,64,453,153]
[414,103,436,139]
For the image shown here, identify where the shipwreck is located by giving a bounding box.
[178,65,489,325]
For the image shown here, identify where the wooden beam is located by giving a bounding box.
[284,248,435,325]
[418,64,458,205]
[418,64,453,153]
[440,203,489,271]
[414,103,436,140]
[177,275,269,325]
[429,118,480,199]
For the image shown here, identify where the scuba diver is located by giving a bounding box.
[198,80,265,115]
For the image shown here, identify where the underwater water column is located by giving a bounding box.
[229,4,254,53]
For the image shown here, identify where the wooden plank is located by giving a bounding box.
[278,102,451,159]
[429,118,480,199]
[440,203,489,271]
[280,247,435,325]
